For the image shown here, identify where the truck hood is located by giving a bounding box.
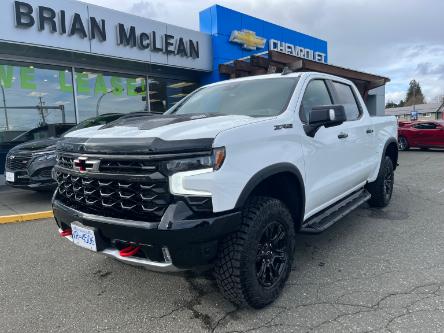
[65,113,262,140]
[59,114,266,155]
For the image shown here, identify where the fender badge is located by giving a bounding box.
[274,124,293,131]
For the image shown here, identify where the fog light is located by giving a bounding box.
[162,246,172,263]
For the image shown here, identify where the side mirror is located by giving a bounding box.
[309,105,346,128]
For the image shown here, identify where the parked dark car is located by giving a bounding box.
[398,120,444,151]
[4,113,124,191]
[0,123,75,174]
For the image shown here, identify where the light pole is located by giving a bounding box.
[0,82,9,131]
[95,88,123,116]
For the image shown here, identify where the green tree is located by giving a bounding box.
[385,100,398,108]
[405,80,425,106]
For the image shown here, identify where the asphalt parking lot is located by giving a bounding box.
[1,150,444,333]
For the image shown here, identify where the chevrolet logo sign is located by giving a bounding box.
[230,30,266,51]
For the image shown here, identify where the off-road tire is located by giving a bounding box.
[367,156,394,208]
[214,196,295,308]
[398,136,409,151]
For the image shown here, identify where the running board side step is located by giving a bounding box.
[299,189,371,234]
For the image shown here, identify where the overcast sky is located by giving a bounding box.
[83,0,444,104]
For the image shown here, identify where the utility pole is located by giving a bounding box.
[38,96,47,125]
[0,82,9,130]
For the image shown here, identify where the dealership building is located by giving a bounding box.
[0,0,388,173]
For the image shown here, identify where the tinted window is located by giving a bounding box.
[300,80,332,123]
[414,123,437,129]
[169,78,298,117]
[332,82,361,121]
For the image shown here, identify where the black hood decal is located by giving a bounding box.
[57,137,214,155]
[100,113,223,131]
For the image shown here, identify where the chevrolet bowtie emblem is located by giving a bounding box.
[230,30,266,51]
[73,156,100,173]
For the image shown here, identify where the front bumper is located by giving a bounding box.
[53,198,242,271]
[5,166,56,190]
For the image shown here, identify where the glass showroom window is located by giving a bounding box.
[0,62,76,136]
[74,70,148,121]
[148,78,198,113]
[0,61,76,173]
[1,63,75,133]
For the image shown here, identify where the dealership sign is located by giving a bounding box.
[229,30,266,51]
[0,0,212,71]
[269,39,327,63]
[228,29,326,64]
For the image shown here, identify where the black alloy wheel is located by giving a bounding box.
[383,163,394,202]
[256,221,289,288]
[214,196,295,308]
[367,156,394,208]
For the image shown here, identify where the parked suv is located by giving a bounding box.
[53,72,398,308]
[5,114,124,191]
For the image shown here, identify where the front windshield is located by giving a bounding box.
[169,78,298,117]
[62,114,122,136]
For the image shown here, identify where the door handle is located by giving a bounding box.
[338,132,348,139]
[366,129,374,134]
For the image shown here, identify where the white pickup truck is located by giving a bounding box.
[53,72,398,308]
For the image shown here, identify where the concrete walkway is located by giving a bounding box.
[0,185,53,216]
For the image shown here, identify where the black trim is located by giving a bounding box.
[382,137,399,170]
[235,163,305,219]
[57,137,214,155]
[52,199,242,269]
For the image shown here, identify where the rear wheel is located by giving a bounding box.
[214,197,295,308]
[398,136,409,151]
[367,156,394,208]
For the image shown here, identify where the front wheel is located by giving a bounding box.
[398,136,409,151]
[367,156,394,208]
[214,197,295,308]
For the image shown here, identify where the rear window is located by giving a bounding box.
[332,82,361,121]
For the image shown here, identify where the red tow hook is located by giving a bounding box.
[60,229,72,237]
[119,245,141,257]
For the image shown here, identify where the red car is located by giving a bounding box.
[398,120,444,150]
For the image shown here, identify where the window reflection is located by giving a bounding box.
[148,79,197,113]
[75,70,148,121]
[0,62,75,142]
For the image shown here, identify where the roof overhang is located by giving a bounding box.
[219,50,390,98]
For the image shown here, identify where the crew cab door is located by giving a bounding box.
[299,78,374,216]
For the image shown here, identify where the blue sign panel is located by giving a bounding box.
[199,5,328,84]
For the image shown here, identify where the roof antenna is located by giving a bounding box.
[281,66,293,75]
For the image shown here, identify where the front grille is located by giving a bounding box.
[58,155,74,169]
[6,153,32,171]
[37,168,53,178]
[54,168,171,222]
[99,160,157,174]
[57,154,158,174]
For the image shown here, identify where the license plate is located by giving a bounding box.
[71,223,97,252]
[5,171,14,182]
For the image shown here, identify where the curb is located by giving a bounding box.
[0,211,54,224]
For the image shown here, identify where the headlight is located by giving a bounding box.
[166,147,225,173]
[34,151,57,162]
